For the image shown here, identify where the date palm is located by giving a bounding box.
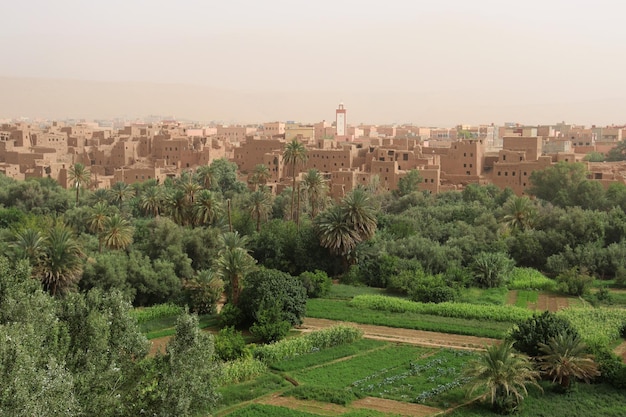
[216,232,256,306]
[40,223,84,296]
[194,189,223,226]
[249,164,271,191]
[315,204,360,261]
[501,195,535,232]
[245,188,273,232]
[89,188,110,205]
[101,213,134,251]
[108,182,134,210]
[283,139,308,222]
[302,169,328,218]
[341,188,377,241]
[68,162,91,205]
[165,188,190,226]
[195,164,216,190]
[87,202,112,252]
[11,228,45,267]
[139,186,164,218]
[537,332,600,390]
[465,341,541,414]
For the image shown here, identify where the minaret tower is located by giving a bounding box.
[335,103,347,138]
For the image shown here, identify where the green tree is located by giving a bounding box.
[108,181,134,210]
[537,332,600,391]
[101,213,134,251]
[283,139,308,222]
[195,164,216,190]
[11,227,45,266]
[395,169,423,197]
[315,204,360,263]
[501,195,535,233]
[302,169,328,218]
[509,311,578,357]
[139,185,164,218]
[342,188,378,241]
[249,164,271,191]
[39,223,84,296]
[465,341,541,414]
[183,269,224,314]
[87,201,112,252]
[245,188,273,232]
[606,140,626,161]
[216,232,256,306]
[584,151,605,162]
[68,162,91,205]
[194,189,223,226]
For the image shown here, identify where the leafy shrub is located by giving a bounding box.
[470,252,514,288]
[253,325,363,364]
[131,303,183,324]
[509,311,578,357]
[350,295,531,322]
[408,275,458,304]
[442,265,473,289]
[183,270,224,314]
[250,304,291,343]
[214,326,248,362]
[508,267,557,291]
[220,303,243,328]
[556,267,594,296]
[299,270,332,298]
[590,346,626,388]
[220,357,267,385]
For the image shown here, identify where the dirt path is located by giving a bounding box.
[300,318,498,351]
[535,293,570,312]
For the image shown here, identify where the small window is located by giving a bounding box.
[463,163,467,168]
[466,171,470,175]
[503,155,506,161]
[505,172,508,176]
[512,172,516,176]
[497,171,501,176]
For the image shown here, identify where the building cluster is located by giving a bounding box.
[1,105,626,197]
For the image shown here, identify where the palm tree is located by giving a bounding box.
[39,223,84,296]
[315,205,360,261]
[139,186,164,218]
[282,139,308,222]
[108,182,134,210]
[249,164,271,191]
[302,169,328,219]
[101,214,134,251]
[245,188,273,232]
[537,332,600,390]
[165,188,191,226]
[89,188,110,205]
[465,341,541,414]
[11,228,45,267]
[87,202,112,252]
[178,172,202,204]
[68,162,91,205]
[194,189,223,226]
[341,188,377,241]
[216,232,256,306]
[501,196,535,232]
[195,165,216,190]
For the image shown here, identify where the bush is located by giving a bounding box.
[590,346,626,388]
[131,303,183,323]
[471,252,514,288]
[214,326,248,362]
[509,311,578,357]
[250,304,291,343]
[299,270,332,298]
[556,267,594,296]
[220,303,243,328]
[408,275,458,303]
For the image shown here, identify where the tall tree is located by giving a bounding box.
[87,202,112,252]
[68,162,91,205]
[194,189,223,227]
[341,188,377,241]
[465,341,541,414]
[39,223,84,296]
[101,214,134,251]
[283,139,308,222]
[108,182,134,210]
[501,195,535,232]
[195,164,216,190]
[245,188,273,232]
[302,169,328,218]
[249,164,271,191]
[11,228,45,266]
[216,232,256,306]
[314,205,360,262]
[537,332,600,390]
[139,186,164,218]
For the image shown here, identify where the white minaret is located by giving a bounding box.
[336,103,347,137]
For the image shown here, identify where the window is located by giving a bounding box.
[512,172,516,176]
[498,171,501,176]
[463,152,466,157]
[469,164,473,168]
[466,171,470,175]
[505,172,508,176]
[523,171,527,176]
[503,155,506,161]
[463,163,467,168]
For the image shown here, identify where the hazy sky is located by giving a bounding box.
[2,0,625,125]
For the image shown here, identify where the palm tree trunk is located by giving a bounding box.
[290,162,296,222]
[256,208,261,232]
[75,185,79,205]
[296,182,301,231]
[227,199,233,232]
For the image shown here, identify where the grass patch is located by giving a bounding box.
[271,339,386,372]
[222,404,393,417]
[217,372,289,410]
[515,290,539,309]
[508,267,557,291]
[144,314,219,339]
[283,385,362,405]
[307,299,512,339]
[447,382,626,417]
[326,284,388,299]
[458,287,509,305]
